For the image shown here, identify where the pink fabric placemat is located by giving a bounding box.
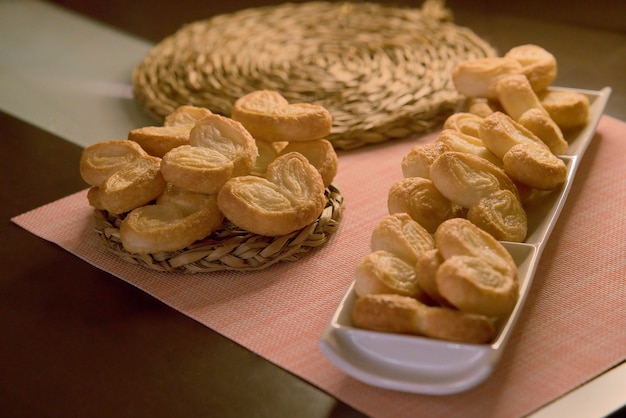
[13,116,626,418]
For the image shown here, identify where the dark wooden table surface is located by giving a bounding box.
[1,1,624,417]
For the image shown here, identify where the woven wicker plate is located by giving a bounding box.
[132,0,495,150]
[94,185,343,273]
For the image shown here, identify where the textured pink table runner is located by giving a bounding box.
[13,116,626,418]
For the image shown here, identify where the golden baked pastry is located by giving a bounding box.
[188,113,258,178]
[387,177,458,234]
[434,218,518,280]
[465,97,498,117]
[80,139,148,187]
[119,187,223,254]
[495,74,548,121]
[503,143,568,190]
[95,156,166,214]
[128,125,192,157]
[352,293,496,343]
[435,129,502,166]
[414,248,451,306]
[401,142,450,179]
[86,186,105,210]
[451,57,522,99]
[250,139,280,177]
[354,251,429,301]
[231,90,332,142]
[278,139,338,187]
[504,44,557,92]
[467,189,528,242]
[495,74,567,154]
[370,213,435,265]
[160,145,234,195]
[430,151,519,209]
[352,293,421,335]
[216,152,325,236]
[479,111,548,159]
[156,182,216,215]
[443,112,483,138]
[518,108,568,155]
[436,255,519,316]
[539,89,590,130]
[163,105,213,126]
[415,298,497,343]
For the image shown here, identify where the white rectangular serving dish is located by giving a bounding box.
[319,86,612,395]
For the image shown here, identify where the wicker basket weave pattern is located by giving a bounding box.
[95,185,343,273]
[132,0,495,149]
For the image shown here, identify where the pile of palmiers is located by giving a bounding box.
[80,90,338,255]
[352,44,590,343]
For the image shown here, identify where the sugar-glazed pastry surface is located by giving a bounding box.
[79,139,148,187]
[120,188,223,254]
[231,90,333,142]
[217,152,326,236]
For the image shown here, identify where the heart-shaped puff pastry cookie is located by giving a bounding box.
[231,90,332,142]
[79,139,148,187]
[120,184,224,254]
[217,152,326,236]
[160,114,259,194]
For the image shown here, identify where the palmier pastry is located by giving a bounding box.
[518,108,568,155]
[495,74,549,121]
[436,255,518,317]
[231,90,332,142]
[503,143,568,190]
[465,97,498,117]
[80,139,148,187]
[415,298,496,343]
[156,183,219,216]
[160,145,234,195]
[163,105,213,127]
[435,218,518,281]
[86,186,106,210]
[435,129,502,166]
[278,139,338,187]
[414,248,451,307]
[479,111,548,159]
[250,139,280,177]
[216,152,325,236]
[352,293,420,335]
[495,75,567,154]
[401,142,450,179]
[120,188,223,254]
[538,90,590,130]
[128,125,192,158]
[354,251,427,300]
[467,189,528,242]
[443,112,484,138]
[504,44,557,92]
[352,294,496,344]
[451,57,522,99]
[189,114,258,177]
[430,151,519,209]
[387,177,458,234]
[370,213,435,265]
[95,156,166,214]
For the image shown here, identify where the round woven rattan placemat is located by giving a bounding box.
[132,0,496,150]
[94,185,343,273]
